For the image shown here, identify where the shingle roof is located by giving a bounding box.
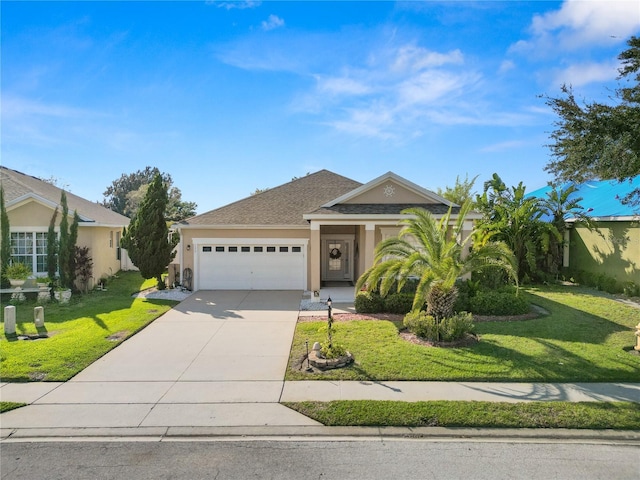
[0,166,130,226]
[309,203,461,215]
[183,170,363,226]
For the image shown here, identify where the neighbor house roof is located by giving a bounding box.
[182,170,363,227]
[0,166,130,226]
[528,176,640,221]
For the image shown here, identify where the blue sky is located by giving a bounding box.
[2,1,639,214]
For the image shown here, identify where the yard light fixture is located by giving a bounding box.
[327,296,332,320]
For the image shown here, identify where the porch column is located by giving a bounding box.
[563,228,571,268]
[461,220,474,259]
[310,222,321,293]
[364,223,376,272]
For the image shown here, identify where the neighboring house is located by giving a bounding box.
[0,166,131,285]
[174,170,478,292]
[530,176,640,285]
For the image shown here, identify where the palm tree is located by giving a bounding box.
[356,200,518,320]
[538,183,594,275]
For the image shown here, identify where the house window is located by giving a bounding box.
[116,231,121,260]
[279,246,289,252]
[254,246,263,252]
[241,246,250,252]
[110,231,114,248]
[215,246,225,252]
[10,232,48,274]
[266,246,276,252]
[292,246,302,253]
[229,246,238,252]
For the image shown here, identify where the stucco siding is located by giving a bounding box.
[78,226,123,283]
[570,222,640,284]
[8,201,59,227]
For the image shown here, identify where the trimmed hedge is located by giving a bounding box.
[468,291,530,316]
[355,291,414,314]
[354,291,384,313]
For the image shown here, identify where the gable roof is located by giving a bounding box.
[1,166,130,226]
[528,176,640,221]
[182,170,363,227]
[322,171,455,208]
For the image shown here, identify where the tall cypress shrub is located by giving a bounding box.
[122,173,176,289]
[58,192,70,289]
[0,187,11,288]
[47,207,58,281]
[68,211,80,289]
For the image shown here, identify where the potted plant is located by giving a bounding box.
[54,285,72,303]
[5,262,31,287]
[36,275,52,288]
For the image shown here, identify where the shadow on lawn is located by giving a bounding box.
[477,288,637,345]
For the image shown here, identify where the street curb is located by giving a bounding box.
[3,426,640,443]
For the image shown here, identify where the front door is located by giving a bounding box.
[321,238,353,282]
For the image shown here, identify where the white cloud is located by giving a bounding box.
[552,60,619,87]
[261,14,284,31]
[514,0,640,53]
[315,75,372,96]
[499,60,515,74]
[391,45,464,72]
[209,1,261,10]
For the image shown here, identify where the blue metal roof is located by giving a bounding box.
[528,176,640,220]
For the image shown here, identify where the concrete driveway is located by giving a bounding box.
[0,291,320,433]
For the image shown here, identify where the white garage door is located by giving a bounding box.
[196,241,306,290]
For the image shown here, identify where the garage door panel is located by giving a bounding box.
[197,243,305,290]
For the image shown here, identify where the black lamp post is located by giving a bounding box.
[327,296,333,349]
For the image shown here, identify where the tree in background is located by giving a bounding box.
[545,36,640,206]
[0,187,11,288]
[436,174,478,206]
[121,173,177,290]
[103,166,197,221]
[538,183,593,276]
[476,174,560,283]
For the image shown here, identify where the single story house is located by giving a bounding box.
[0,166,131,285]
[529,176,640,285]
[174,170,478,292]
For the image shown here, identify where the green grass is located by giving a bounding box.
[286,285,640,382]
[0,272,177,382]
[285,400,640,429]
[0,402,26,413]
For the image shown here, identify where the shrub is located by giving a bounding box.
[623,281,640,297]
[403,311,438,340]
[354,291,384,313]
[403,310,474,343]
[468,291,530,316]
[439,312,475,342]
[383,293,415,314]
[595,273,622,294]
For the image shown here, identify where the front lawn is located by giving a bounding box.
[286,285,640,382]
[0,272,177,382]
